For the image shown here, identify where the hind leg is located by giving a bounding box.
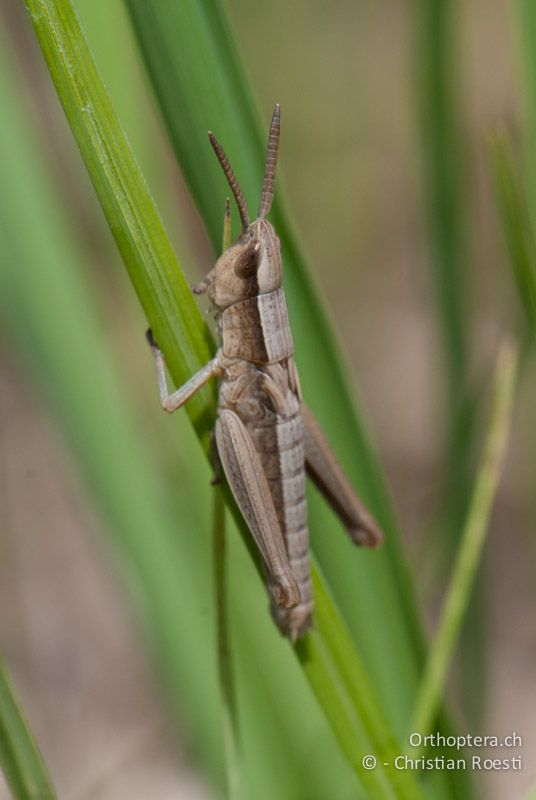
[215,409,300,610]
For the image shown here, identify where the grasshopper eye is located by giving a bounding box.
[234,241,261,279]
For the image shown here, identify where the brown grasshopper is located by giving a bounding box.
[148,105,383,640]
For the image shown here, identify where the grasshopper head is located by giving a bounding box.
[207,105,282,310]
[208,219,282,309]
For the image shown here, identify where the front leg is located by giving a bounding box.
[146,330,222,413]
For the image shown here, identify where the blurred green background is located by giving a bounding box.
[0,1,534,799]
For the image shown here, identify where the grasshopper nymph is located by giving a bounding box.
[148,105,383,640]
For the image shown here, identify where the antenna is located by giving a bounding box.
[258,104,280,219]
[208,132,250,231]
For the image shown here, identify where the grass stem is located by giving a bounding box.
[410,342,518,741]
[213,488,241,800]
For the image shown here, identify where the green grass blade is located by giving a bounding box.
[411,342,518,739]
[0,657,56,800]
[416,0,475,567]
[213,489,241,800]
[416,1,485,729]
[294,633,393,800]
[488,133,536,340]
[305,569,425,800]
[23,0,214,438]
[416,0,469,407]
[0,12,222,782]
[19,1,429,796]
